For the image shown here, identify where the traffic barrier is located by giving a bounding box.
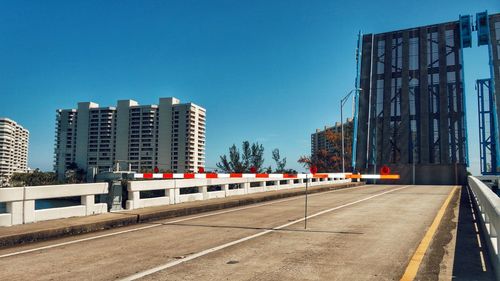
[0,187,24,226]
[346,174,400,180]
[468,176,500,280]
[0,183,108,227]
[132,172,400,180]
[126,175,351,210]
[132,172,349,180]
[0,172,400,227]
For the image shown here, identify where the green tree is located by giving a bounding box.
[272,148,287,173]
[10,169,59,187]
[217,141,265,173]
[65,163,86,183]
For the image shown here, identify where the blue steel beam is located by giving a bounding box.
[351,30,362,171]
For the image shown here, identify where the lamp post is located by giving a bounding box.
[340,88,362,173]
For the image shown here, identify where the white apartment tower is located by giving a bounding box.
[0,118,29,183]
[54,97,206,179]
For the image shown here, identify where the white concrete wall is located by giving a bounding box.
[126,177,350,210]
[0,187,24,226]
[0,183,108,227]
[468,176,500,280]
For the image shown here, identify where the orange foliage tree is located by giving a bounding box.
[298,122,353,172]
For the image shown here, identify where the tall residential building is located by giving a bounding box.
[311,118,353,156]
[355,18,468,185]
[54,97,206,179]
[0,118,29,184]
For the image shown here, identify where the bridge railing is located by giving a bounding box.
[0,187,24,226]
[0,183,108,227]
[126,175,349,210]
[468,176,500,279]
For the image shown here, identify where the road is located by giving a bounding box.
[0,184,458,281]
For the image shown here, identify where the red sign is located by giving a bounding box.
[250,167,257,173]
[198,167,205,173]
[154,167,159,173]
[380,165,390,175]
[310,165,318,174]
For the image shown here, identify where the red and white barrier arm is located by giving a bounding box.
[346,174,400,180]
[132,172,351,180]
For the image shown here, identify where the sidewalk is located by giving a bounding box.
[0,181,361,248]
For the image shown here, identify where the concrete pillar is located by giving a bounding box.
[222,184,229,197]
[7,201,23,225]
[200,186,208,200]
[243,181,249,194]
[130,191,140,209]
[23,200,35,224]
[167,188,176,204]
[82,194,95,215]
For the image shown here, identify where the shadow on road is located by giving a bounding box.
[452,186,495,280]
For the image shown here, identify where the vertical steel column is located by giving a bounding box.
[382,35,392,163]
[438,25,450,164]
[419,28,430,164]
[400,31,410,164]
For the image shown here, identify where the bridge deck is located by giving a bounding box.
[0,184,493,280]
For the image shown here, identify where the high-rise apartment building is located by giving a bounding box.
[0,118,29,184]
[311,119,353,156]
[54,97,206,179]
[355,18,468,184]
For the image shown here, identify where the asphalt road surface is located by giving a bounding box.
[0,184,458,281]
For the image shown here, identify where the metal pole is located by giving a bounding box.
[366,34,374,169]
[304,174,309,229]
[412,154,415,185]
[341,100,345,173]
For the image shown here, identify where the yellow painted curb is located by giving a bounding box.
[400,186,458,281]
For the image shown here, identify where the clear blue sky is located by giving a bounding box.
[0,0,499,174]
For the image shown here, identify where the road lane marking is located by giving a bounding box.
[400,186,458,281]
[479,251,487,272]
[0,183,378,259]
[119,185,412,281]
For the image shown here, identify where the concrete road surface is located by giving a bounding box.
[0,184,460,280]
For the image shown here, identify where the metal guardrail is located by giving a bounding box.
[468,176,500,279]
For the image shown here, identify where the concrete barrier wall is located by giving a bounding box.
[0,187,24,226]
[126,177,350,211]
[468,176,500,280]
[0,183,108,227]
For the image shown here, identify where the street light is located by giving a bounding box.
[340,88,362,173]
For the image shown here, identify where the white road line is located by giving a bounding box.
[119,185,412,281]
[479,250,487,272]
[0,183,376,259]
[476,234,483,248]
